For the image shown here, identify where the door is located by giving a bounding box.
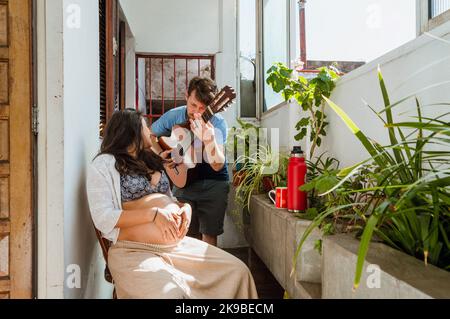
[0,0,33,299]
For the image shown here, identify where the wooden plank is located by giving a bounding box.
[0,104,8,118]
[0,3,7,46]
[0,220,10,234]
[0,279,10,293]
[0,234,8,277]
[0,47,7,59]
[0,163,9,175]
[0,118,9,161]
[0,60,8,104]
[8,0,32,298]
[0,177,8,218]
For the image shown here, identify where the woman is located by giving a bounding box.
[86,109,258,299]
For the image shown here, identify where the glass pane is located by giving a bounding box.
[263,0,288,111]
[239,0,257,118]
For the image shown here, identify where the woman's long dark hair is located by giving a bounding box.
[96,108,164,177]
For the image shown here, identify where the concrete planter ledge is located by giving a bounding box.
[249,194,450,299]
[323,234,450,299]
[249,194,322,299]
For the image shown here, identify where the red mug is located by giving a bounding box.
[268,187,288,209]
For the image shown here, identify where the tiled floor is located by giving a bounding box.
[225,247,284,299]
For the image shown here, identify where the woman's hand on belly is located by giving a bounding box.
[118,208,183,245]
[176,203,192,238]
[154,208,183,241]
[118,194,188,245]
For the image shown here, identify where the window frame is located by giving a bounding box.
[417,0,450,34]
[236,0,259,120]
[258,0,292,116]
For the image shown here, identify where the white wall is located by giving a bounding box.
[37,0,65,298]
[318,20,450,168]
[305,0,416,63]
[261,101,306,154]
[62,0,113,299]
[120,0,220,54]
[120,0,239,125]
[261,20,450,170]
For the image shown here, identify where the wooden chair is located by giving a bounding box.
[92,226,117,299]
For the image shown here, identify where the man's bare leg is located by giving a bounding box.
[189,233,202,240]
[202,234,217,247]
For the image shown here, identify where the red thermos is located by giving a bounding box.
[287,146,307,212]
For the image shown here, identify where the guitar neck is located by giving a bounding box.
[201,108,214,123]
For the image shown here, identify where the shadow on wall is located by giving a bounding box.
[64,146,113,299]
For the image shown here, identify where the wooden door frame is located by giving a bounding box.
[0,0,34,298]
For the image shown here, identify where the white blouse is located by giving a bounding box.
[86,154,124,244]
[86,153,175,244]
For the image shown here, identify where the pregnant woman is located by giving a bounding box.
[87,109,258,299]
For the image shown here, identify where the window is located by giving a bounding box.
[99,0,107,136]
[261,0,290,112]
[135,55,215,124]
[238,0,257,118]
[99,0,126,137]
[419,0,450,33]
[430,0,450,18]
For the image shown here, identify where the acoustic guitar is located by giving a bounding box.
[153,86,236,188]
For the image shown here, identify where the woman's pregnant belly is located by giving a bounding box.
[118,193,182,245]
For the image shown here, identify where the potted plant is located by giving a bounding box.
[233,145,279,210]
[227,119,261,186]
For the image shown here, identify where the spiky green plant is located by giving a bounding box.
[294,67,450,291]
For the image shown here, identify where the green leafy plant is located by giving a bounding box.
[272,152,289,188]
[227,119,261,171]
[233,145,283,211]
[266,63,340,158]
[294,67,450,290]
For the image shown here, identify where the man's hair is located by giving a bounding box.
[188,77,218,106]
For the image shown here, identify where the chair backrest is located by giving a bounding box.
[93,227,111,261]
[92,225,114,284]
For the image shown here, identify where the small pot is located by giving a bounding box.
[232,170,247,186]
[262,176,275,193]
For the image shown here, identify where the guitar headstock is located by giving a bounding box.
[208,86,237,115]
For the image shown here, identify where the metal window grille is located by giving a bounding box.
[135,55,215,124]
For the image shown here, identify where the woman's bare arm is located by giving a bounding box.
[115,207,157,229]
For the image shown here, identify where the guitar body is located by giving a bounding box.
[154,86,236,189]
[159,123,198,188]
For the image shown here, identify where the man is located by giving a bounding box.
[150,77,230,247]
